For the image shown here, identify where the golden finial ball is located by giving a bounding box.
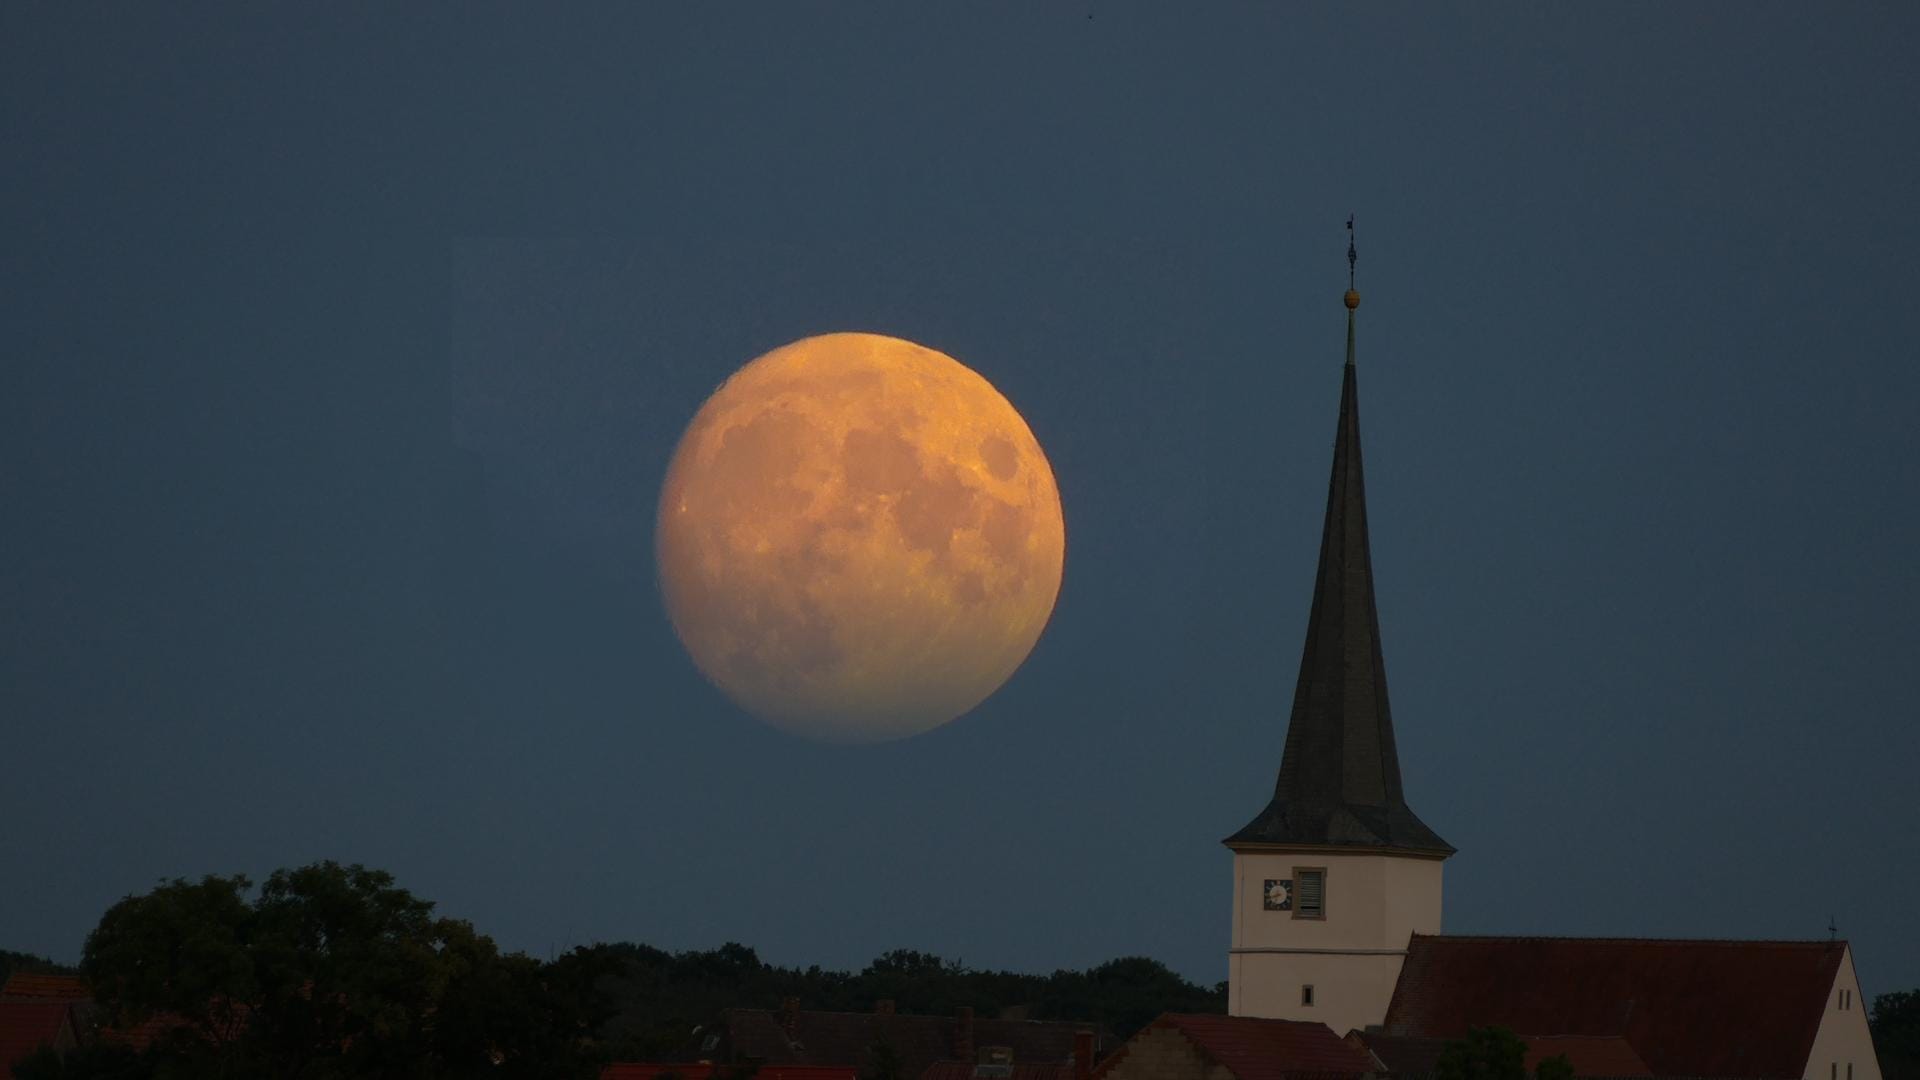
[1344,289,1361,310]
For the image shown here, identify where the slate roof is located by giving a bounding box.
[1381,935,1848,1079]
[1226,295,1451,856]
[723,1007,1108,1080]
[1353,1032,1652,1077]
[0,1002,73,1079]
[1093,1014,1374,1080]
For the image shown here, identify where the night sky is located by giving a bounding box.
[6,6,1918,1001]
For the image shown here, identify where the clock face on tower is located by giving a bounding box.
[1263,878,1292,911]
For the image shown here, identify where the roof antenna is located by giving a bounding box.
[1828,915,1838,942]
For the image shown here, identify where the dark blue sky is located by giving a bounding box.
[6,5,1918,1001]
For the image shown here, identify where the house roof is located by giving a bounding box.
[1523,1037,1653,1077]
[1381,935,1848,1078]
[97,1012,196,1052]
[723,1007,1105,1080]
[921,1063,1073,1080]
[1353,1032,1651,1077]
[0,1002,72,1078]
[1094,1013,1375,1080]
[0,974,87,1002]
[603,1065,860,1080]
[1224,286,1451,857]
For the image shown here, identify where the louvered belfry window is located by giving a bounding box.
[1294,868,1326,919]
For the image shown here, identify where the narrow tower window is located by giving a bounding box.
[1301,985,1315,1007]
[1293,868,1326,919]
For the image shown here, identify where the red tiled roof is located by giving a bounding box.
[0,1002,73,1078]
[1095,1014,1374,1080]
[98,1012,192,1052]
[1382,935,1847,1079]
[724,1008,1108,1080]
[1353,1032,1651,1078]
[603,1066,860,1080]
[921,1062,1073,1080]
[0,974,87,1003]
[1524,1036,1651,1077]
[1345,1034,1450,1075]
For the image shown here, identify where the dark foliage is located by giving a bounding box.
[38,862,611,1080]
[0,948,76,986]
[1435,1027,1569,1080]
[16,871,1219,1077]
[1875,991,1920,1080]
[862,1036,903,1080]
[1533,1055,1574,1080]
[12,1042,146,1080]
[590,943,1224,1061]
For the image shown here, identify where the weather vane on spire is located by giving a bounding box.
[1344,215,1361,311]
[1347,214,1357,289]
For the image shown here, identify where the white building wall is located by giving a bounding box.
[1228,848,1444,1036]
[1803,946,1883,1080]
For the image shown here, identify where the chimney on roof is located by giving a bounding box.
[874,999,896,1016]
[1073,1030,1093,1080]
[782,997,801,1040]
[954,1006,975,1065]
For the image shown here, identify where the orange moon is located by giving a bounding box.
[656,332,1065,743]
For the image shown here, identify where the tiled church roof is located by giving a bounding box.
[1353,1031,1652,1078]
[1381,935,1848,1079]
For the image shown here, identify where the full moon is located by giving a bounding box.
[656,332,1065,743]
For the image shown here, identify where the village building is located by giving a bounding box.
[1347,1031,1652,1078]
[1087,1014,1374,1080]
[602,1066,859,1080]
[1223,240,1888,1080]
[1223,261,1453,1039]
[1372,934,1880,1080]
[707,1000,1110,1080]
[1,974,86,1080]
[0,1002,77,1080]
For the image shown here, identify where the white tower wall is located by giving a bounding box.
[1228,848,1444,1036]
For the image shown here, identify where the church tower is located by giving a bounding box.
[1224,229,1454,1036]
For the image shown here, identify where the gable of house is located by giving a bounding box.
[0,1002,76,1080]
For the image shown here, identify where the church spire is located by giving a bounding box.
[1226,224,1453,855]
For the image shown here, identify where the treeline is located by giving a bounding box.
[0,948,76,986]
[4,862,1220,1078]
[594,942,1225,1059]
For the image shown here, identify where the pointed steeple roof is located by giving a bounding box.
[1225,269,1453,856]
